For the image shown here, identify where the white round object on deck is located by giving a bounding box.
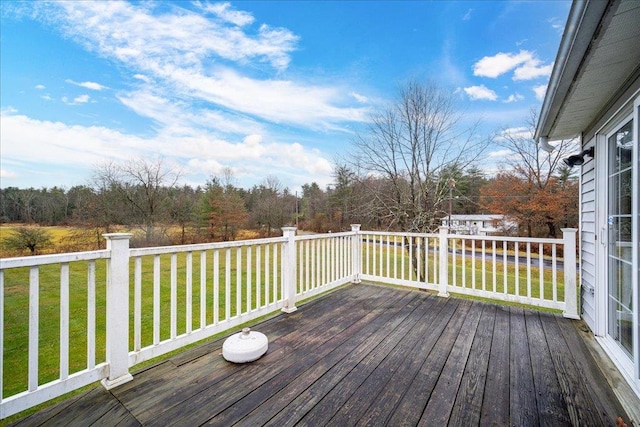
[222,328,268,363]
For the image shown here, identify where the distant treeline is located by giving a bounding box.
[0,163,496,249]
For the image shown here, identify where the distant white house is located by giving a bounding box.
[441,214,516,235]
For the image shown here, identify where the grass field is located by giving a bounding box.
[0,225,82,257]
[0,225,263,258]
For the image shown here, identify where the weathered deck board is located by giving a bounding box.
[10,283,632,427]
[479,304,511,425]
[417,301,484,426]
[539,310,604,425]
[358,297,457,426]
[525,310,571,426]
[447,303,495,426]
[555,316,630,423]
[385,299,474,426]
[509,307,539,426]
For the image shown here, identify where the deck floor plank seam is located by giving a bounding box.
[254,293,436,427]
[554,316,630,424]
[538,310,604,426]
[524,310,571,426]
[117,284,395,421]
[479,305,511,425]
[322,295,451,427]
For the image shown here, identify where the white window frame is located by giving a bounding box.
[593,94,640,396]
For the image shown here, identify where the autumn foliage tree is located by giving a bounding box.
[481,111,578,237]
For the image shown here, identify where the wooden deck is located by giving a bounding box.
[11,283,630,426]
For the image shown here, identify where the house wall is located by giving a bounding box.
[580,137,597,330]
[579,74,640,333]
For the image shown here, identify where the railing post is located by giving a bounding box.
[102,233,134,389]
[281,227,298,313]
[561,228,580,319]
[438,227,449,297]
[351,224,361,283]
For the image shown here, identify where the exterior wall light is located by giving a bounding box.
[563,147,594,168]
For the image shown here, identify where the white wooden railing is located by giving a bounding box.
[0,225,577,418]
[360,227,578,314]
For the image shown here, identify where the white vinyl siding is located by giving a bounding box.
[580,138,597,330]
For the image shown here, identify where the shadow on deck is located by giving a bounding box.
[10,283,631,426]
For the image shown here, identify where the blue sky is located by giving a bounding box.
[0,1,570,191]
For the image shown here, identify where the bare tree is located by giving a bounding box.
[250,176,287,237]
[497,109,576,190]
[348,80,489,233]
[346,80,490,281]
[93,158,180,245]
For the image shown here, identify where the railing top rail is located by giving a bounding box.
[358,230,564,245]
[450,234,564,244]
[359,231,439,238]
[295,231,355,242]
[0,250,111,269]
[129,236,287,257]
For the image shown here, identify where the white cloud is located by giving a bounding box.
[24,2,368,129]
[182,67,369,129]
[52,1,298,71]
[0,111,335,189]
[133,74,151,83]
[500,126,532,140]
[487,149,513,158]
[41,94,52,101]
[533,84,547,101]
[473,50,552,81]
[35,84,45,90]
[117,89,264,136]
[548,17,565,34]
[463,85,498,101]
[474,51,533,78]
[62,94,90,105]
[1,112,143,166]
[0,168,18,178]
[503,93,523,103]
[513,60,552,80]
[349,92,369,104]
[198,2,255,27]
[462,9,473,21]
[74,94,90,103]
[66,79,107,90]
